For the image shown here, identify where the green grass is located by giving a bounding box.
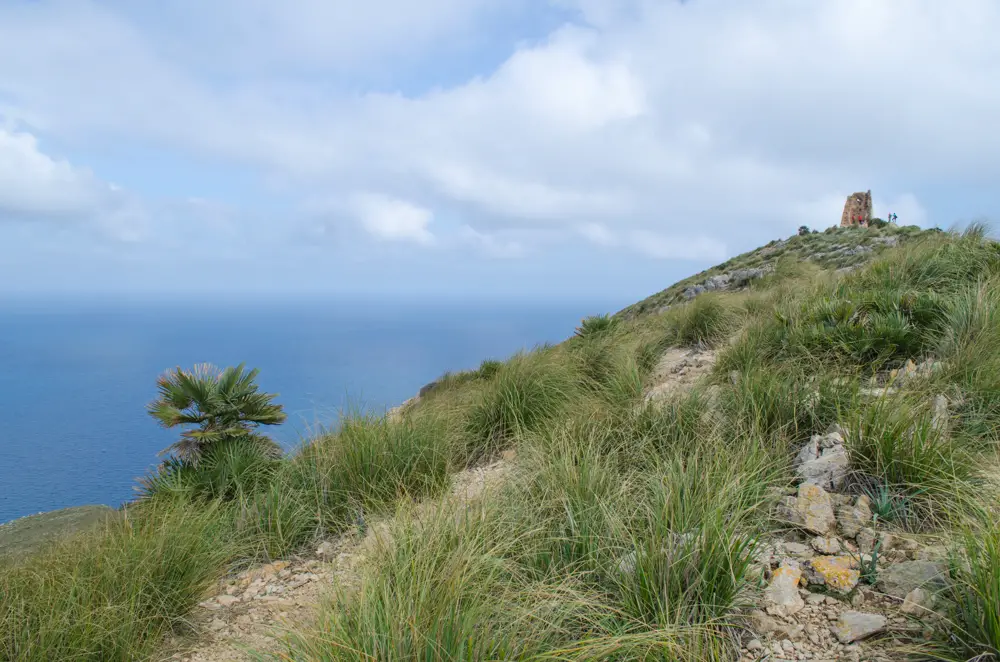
[0,500,236,662]
[10,222,1000,662]
[946,506,1000,660]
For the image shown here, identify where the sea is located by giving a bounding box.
[0,297,624,524]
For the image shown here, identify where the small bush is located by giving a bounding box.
[575,313,619,339]
[137,435,280,502]
[668,294,740,346]
[845,398,978,526]
[287,412,454,533]
[477,358,503,379]
[464,354,577,461]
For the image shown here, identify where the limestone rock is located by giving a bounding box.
[746,638,763,652]
[782,541,814,559]
[795,483,837,535]
[805,555,861,593]
[751,609,781,634]
[795,434,850,491]
[901,587,937,616]
[856,528,877,554]
[879,560,947,599]
[837,495,873,538]
[765,563,805,616]
[215,594,240,607]
[811,536,842,555]
[831,611,886,643]
[931,394,949,431]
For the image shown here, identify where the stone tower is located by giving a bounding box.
[840,190,873,227]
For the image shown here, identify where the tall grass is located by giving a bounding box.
[946,506,1000,660]
[0,500,236,662]
[464,352,580,462]
[276,385,782,661]
[844,398,979,528]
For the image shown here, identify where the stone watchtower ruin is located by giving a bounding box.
[840,190,873,227]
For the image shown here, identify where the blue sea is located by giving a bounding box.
[0,298,623,524]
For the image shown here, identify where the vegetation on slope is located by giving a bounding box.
[3,223,1000,661]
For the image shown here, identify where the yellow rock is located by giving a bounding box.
[808,555,860,593]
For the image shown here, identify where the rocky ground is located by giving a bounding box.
[170,349,954,662]
[741,422,949,662]
[166,457,514,662]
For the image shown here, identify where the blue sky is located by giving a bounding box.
[2,0,999,302]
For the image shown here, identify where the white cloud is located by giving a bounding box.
[0,0,999,281]
[0,126,147,241]
[457,225,526,258]
[0,127,106,217]
[579,222,618,246]
[627,230,727,262]
[353,194,435,244]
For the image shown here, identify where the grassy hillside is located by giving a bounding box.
[618,223,931,319]
[3,223,1000,662]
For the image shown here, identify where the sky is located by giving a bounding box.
[1,0,999,303]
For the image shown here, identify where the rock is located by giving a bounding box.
[879,561,947,599]
[316,541,337,559]
[209,618,227,632]
[901,587,937,616]
[776,495,806,528]
[746,638,763,652]
[831,611,886,643]
[837,495,873,538]
[811,536,842,555]
[805,592,828,605]
[500,449,517,462]
[931,395,949,431]
[765,563,805,616]
[795,434,850,491]
[215,594,240,607]
[805,555,860,593]
[751,609,781,634]
[795,483,837,535]
[782,541,814,558]
[856,528,877,554]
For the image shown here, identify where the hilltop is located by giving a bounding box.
[619,223,930,319]
[3,222,1000,662]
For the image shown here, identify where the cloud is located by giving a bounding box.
[1,0,999,294]
[627,230,727,262]
[457,225,526,258]
[353,194,435,244]
[0,126,148,241]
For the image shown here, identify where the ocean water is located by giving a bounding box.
[0,298,621,524]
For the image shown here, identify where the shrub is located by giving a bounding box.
[137,435,280,502]
[147,363,285,463]
[477,358,503,379]
[464,354,577,461]
[844,398,979,527]
[575,313,619,339]
[668,294,739,346]
[285,412,454,534]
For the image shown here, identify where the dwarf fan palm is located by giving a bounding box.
[148,363,286,463]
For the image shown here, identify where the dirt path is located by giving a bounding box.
[166,458,513,662]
